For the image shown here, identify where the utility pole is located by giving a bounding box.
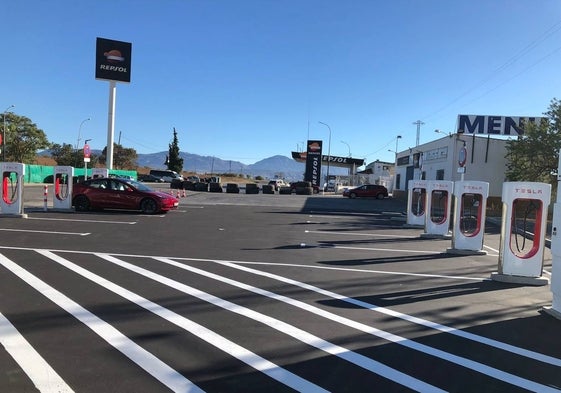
[413,120,424,147]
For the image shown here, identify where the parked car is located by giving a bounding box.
[149,169,184,183]
[290,181,320,194]
[137,174,165,182]
[343,184,388,199]
[268,179,287,191]
[72,177,179,214]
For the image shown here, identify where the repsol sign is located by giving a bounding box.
[95,37,132,83]
[305,140,322,188]
[457,115,545,136]
[323,155,349,164]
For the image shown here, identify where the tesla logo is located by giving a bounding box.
[104,49,124,63]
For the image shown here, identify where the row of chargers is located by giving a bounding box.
[406,180,551,286]
[0,164,110,216]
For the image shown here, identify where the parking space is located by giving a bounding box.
[0,187,558,392]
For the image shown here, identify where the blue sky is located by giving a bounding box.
[2,1,561,165]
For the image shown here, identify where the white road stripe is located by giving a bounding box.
[328,244,442,254]
[28,217,137,225]
[38,251,328,393]
[93,253,444,393]
[152,257,561,392]
[306,229,417,238]
[0,254,202,393]
[210,259,561,370]
[0,312,74,393]
[0,228,90,236]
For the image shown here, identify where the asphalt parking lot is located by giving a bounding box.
[0,184,559,392]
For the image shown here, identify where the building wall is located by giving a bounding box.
[394,135,508,197]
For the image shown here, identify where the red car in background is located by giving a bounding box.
[343,184,388,199]
[72,177,179,214]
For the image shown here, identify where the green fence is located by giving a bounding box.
[24,165,137,183]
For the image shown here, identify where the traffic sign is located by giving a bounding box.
[83,144,91,159]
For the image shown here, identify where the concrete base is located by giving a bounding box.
[490,272,549,286]
[446,248,487,256]
[542,306,561,321]
[0,213,28,219]
[420,233,452,240]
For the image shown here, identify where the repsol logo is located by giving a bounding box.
[312,158,319,183]
[323,156,349,164]
[100,64,128,73]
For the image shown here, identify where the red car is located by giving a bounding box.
[72,177,179,214]
[343,184,388,199]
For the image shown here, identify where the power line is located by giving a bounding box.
[420,19,561,123]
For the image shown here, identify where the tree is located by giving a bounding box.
[50,142,100,167]
[504,98,561,193]
[99,143,137,169]
[1,112,50,163]
[167,127,183,173]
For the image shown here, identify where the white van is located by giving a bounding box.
[149,169,184,183]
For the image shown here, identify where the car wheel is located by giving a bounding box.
[350,193,357,199]
[140,198,158,214]
[377,193,385,200]
[73,195,90,212]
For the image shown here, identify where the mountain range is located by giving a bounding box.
[139,152,349,180]
[40,150,349,180]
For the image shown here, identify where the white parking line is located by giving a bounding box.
[306,229,417,238]
[0,228,90,236]
[0,253,201,393]
[40,251,328,393]
[28,217,137,225]
[0,312,74,393]
[149,257,560,393]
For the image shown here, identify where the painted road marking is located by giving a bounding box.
[0,254,201,393]
[0,312,74,393]
[94,253,444,393]
[147,257,560,392]
[305,229,417,238]
[40,251,328,393]
[28,217,137,225]
[0,228,90,236]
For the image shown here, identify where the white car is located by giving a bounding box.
[268,179,287,190]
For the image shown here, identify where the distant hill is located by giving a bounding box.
[137,152,309,180]
[39,150,347,180]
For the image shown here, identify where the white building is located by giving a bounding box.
[393,133,508,197]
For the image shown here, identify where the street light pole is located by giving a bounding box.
[341,140,351,157]
[341,140,352,183]
[3,105,15,162]
[318,121,332,190]
[76,118,91,149]
[393,135,402,192]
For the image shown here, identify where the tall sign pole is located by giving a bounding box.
[95,37,132,170]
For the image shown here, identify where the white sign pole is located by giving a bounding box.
[106,80,116,170]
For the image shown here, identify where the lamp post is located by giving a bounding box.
[318,121,332,190]
[341,140,351,157]
[3,105,15,162]
[341,140,352,184]
[76,118,91,149]
[389,135,402,193]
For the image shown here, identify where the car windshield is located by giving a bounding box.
[122,179,153,192]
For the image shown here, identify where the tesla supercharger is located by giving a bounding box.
[92,168,108,179]
[0,162,27,218]
[447,181,489,255]
[545,153,561,318]
[421,180,453,238]
[406,180,427,227]
[53,166,74,210]
[491,182,551,286]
